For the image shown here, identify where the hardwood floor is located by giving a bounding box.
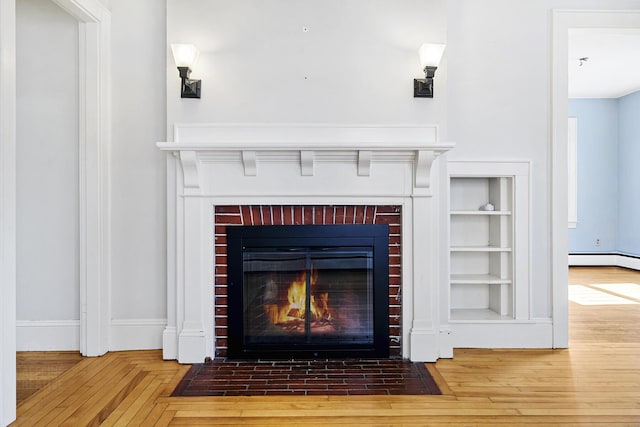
[13,267,640,426]
[16,351,83,404]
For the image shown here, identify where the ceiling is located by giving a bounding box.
[568,29,640,99]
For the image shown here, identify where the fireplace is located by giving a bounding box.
[158,124,454,363]
[227,224,389,359]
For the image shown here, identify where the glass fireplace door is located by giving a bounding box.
[242,249,374,348]
[227,224,389,359]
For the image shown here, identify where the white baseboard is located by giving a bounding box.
[109,319,167,351]
[450,320,553,349]
[569,253,640,270]
[16,320,80,351]
[17,318,168,352]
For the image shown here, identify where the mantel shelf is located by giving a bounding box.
[157,124,454,190]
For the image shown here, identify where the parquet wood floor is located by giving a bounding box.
[13,266,640,426]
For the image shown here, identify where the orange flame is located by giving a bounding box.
[268,267,332,326]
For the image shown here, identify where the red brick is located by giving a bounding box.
[283,205,293,225]
[240,205,251,225]
[389,225,401,235]
[215,265,227,275]
[215,214,242,225]
[216,297,227,306]
[214,317,228,326]
[355,206,365,224]
[214,286,227,296]
[261,206,272,225]
[215,255,227,265]
[376,206,401,214]
[314,206,323,224]
[345,206,355,224]
[374,214,400,225]
[326,206,336,224]
[364,206,375,224]
[293,206,303,225]
[303,206,313,224]
[273,205,283,225]
[215,206,240,214]
[335,206,345,224]
[251,206,262,225]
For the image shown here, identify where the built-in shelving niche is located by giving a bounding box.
[447,161,530,327]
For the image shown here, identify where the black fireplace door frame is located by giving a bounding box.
[226,224,389,359]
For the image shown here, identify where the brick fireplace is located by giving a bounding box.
[158,124,454,363]
[214,205,402,358]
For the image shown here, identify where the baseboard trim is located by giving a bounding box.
[569,253,640,271]
[16,320,80,351]
[110,319,167,351]
[450,320,553,349]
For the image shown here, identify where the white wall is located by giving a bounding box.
[108,0,167,348]
[166,0,447,139]
[16,0,80,349]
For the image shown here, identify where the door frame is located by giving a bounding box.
[551,8,640,348]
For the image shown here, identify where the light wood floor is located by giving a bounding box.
[13,267,640,426]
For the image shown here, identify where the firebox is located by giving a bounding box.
[227,224,389,359]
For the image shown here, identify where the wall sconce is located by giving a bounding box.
[171,43,201,98]
[414,43,445,98]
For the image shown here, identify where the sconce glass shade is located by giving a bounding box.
[171,43,200,68]
[418,43,446,69]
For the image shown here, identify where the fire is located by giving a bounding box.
[264,267,335,333]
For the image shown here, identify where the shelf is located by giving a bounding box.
[450,274,512,284]
[450,246,512,252]
[450,210,511,216]
[450,308,514,322]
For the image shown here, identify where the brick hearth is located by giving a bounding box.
[214,205,402,358]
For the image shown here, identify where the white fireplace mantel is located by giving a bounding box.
[157,124,454,363]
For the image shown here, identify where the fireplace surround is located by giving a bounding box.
[157,124,454,363]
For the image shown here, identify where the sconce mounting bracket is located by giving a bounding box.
[177,66,201,99]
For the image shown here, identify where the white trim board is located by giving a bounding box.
[49,0,112,357]
[1,0,17,423]
[110,319,166,351]
[15,319,167,352]
[551,9,640,350]
[16,320,80,351]
[569,254,640,271]
[450,320,553,349]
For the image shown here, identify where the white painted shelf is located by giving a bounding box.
[450,274,512,284]
[450,246,512,252]
[450,210,512,216]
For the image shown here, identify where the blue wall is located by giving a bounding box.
[617,91,640,256]
[568,92,640,256]
[568,99,619,253]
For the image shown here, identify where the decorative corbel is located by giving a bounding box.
[179,150,200,190]
[414,150,439,188]
[301,151,315,176]
[242,150,257,176]
[358,150,372,176]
